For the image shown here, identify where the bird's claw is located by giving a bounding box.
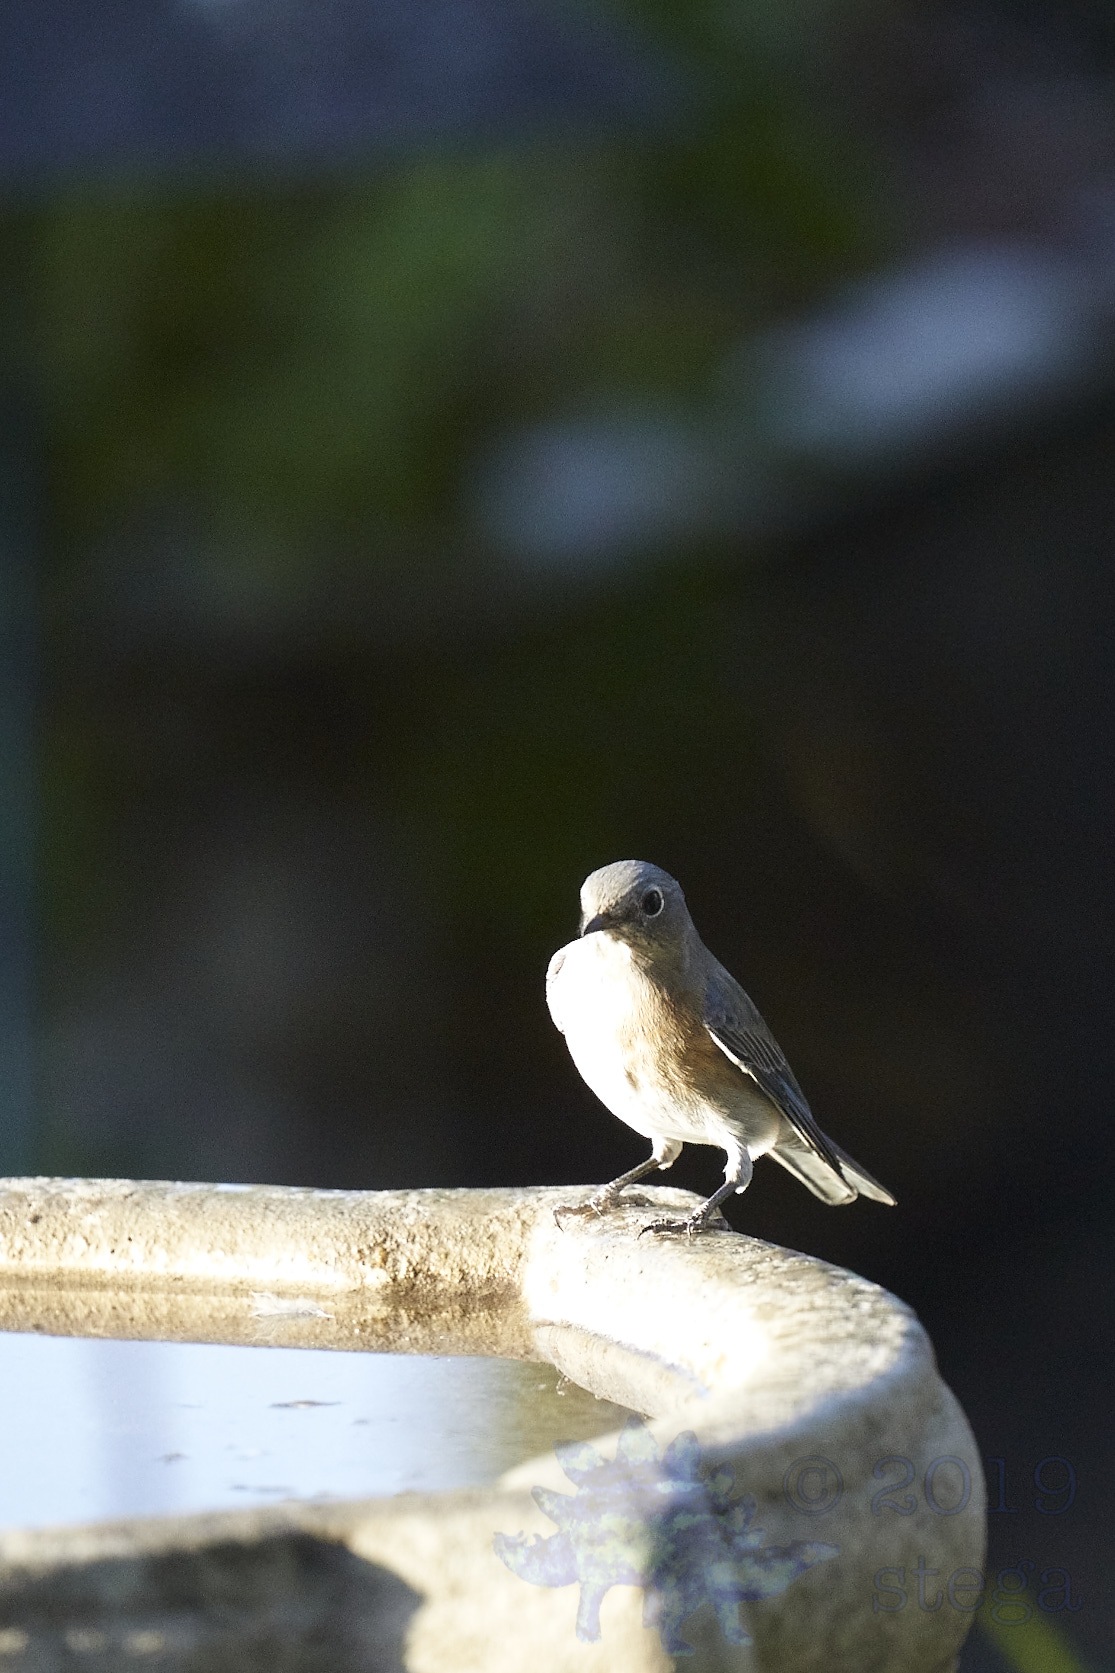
[638,1211,729,1239]
[553,1190,654,1229]
[553,1196,614,1229]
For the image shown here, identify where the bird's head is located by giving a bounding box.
[578,860,692,954]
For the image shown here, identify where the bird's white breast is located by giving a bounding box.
[547,933,680,1139]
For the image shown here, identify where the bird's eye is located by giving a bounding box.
[641,888,664,917]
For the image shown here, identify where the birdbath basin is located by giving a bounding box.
[0,1179,985,1671]
[0,1337,632,1527]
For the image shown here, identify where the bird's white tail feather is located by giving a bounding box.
[769,1136,896,1207]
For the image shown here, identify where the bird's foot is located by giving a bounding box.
[638,1207,729,1239]
[554,1190,649,1229]
[553,1195,613,1228]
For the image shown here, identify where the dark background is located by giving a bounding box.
[3,0,1113,1666]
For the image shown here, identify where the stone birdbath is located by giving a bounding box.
[0,1178,984,1671]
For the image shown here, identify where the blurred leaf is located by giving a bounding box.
[979,1613,1094,1673]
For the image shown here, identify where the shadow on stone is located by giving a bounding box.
[0,1531,420,1670]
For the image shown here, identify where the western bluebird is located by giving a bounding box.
[547,860,895,1235]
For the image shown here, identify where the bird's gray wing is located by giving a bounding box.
[704,994,849,1184]
[705,964,895,1207]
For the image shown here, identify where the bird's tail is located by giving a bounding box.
[769,1133,896,1207]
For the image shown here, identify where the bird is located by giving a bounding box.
[546,860,895,1235]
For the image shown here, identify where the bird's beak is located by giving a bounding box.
[580,912,609,937]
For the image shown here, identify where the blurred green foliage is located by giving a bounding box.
[979,1613,1094,1673]
[14,0,890,566]
[9,0,901,972]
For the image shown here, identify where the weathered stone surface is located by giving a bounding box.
[0,1180,984,1670]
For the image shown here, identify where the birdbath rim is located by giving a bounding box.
[0,1177,985,1672]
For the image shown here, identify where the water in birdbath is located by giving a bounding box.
[0,1334,634,1531]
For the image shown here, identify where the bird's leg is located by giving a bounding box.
[554,1139,682,1227]
[640,1142,752,1237]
